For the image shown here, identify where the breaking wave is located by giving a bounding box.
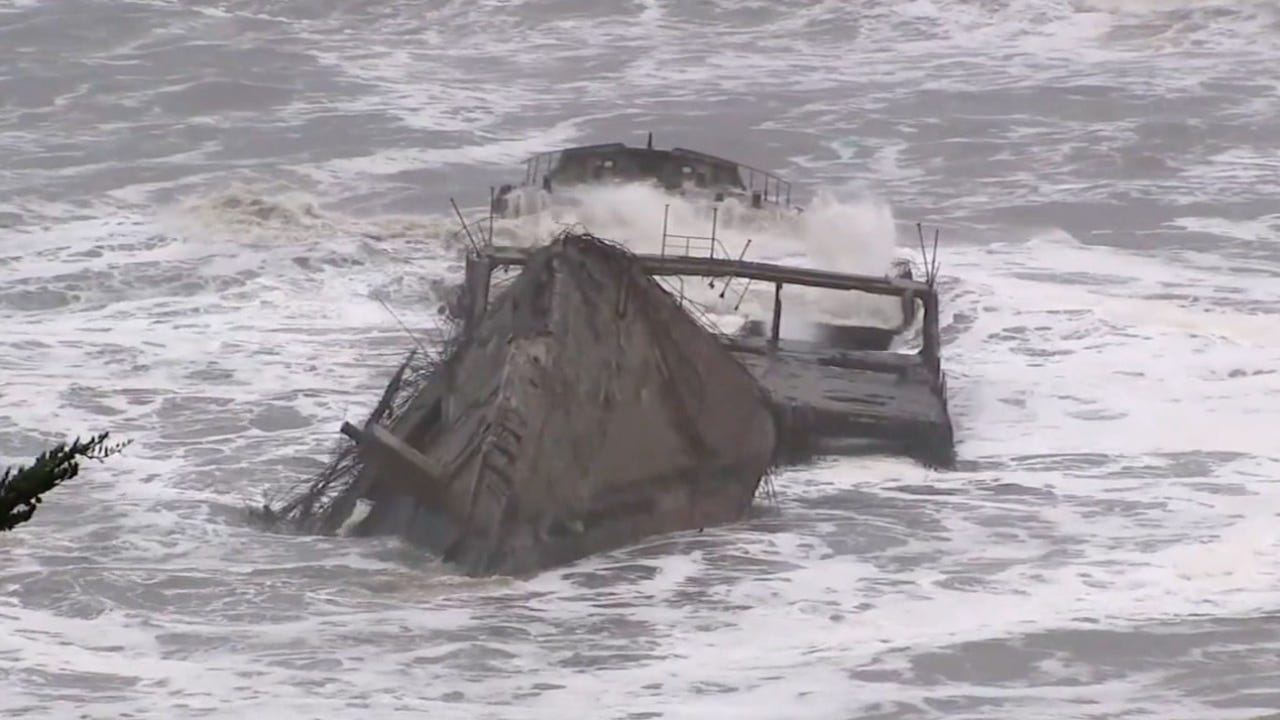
[5,0,1280,716]
[487,182,912,332]
[143,181,919,336]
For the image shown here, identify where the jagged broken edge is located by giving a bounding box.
[248,303,466,534]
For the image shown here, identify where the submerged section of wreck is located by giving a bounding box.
[268,232,778,576]
[264,230,954,577]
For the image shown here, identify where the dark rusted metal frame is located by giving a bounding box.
[517,145,794,208]
[659,204,735,260]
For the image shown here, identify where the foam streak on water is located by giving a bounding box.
[2,1,1280,718]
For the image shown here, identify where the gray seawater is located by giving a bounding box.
[3,1,1280,718]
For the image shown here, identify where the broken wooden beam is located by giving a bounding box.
[340,421,451,505]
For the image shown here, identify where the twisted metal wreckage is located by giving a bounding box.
[260,141,955,577]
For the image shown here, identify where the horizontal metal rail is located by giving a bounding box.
[482,246,934,298]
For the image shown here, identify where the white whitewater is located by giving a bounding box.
[2,0,1279,718]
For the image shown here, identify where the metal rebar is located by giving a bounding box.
[451,198,480,253]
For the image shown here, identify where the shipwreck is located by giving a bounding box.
[260,139,952,576]
[263,225,953,577]
[490,133,797,218]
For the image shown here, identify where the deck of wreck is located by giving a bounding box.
[471,246,954,468]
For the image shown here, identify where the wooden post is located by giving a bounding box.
[769,282,783,350]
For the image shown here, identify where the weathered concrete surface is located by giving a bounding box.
[321,233,777,576]
[725,337,955,468]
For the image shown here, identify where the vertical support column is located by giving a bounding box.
[770,282,783,350]
[488,185,495,245]
[464,254,492,338]
[461,254,477,336]
[710,206,719,257]
[921,289,941,380]
[661,204,670,256]
[897,290,917,331]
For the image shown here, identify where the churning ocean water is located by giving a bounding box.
[3,0,1280,718]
